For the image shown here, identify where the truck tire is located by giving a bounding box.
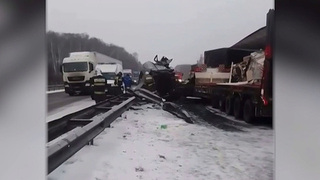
[243,99,255,123]
[234,97,243,119]
[219,98,225,112]
[225,96,233,115]
[68,92,75,96]
[211,95,219,108]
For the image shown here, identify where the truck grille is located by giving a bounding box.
[68,76,85,81]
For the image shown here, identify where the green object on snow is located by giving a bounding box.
[160,124,167,129]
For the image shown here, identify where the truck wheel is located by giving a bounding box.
[243,99,255,123]
[68,92,75,96]
[219,98,225,112]
[225,96,233,115]
[211,95,219,108]
[234,97,243,119]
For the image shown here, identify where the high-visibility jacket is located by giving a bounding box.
[115,75,123,87]
[143,74,154,85]
[90,75,108,103]
[123,75,132,88]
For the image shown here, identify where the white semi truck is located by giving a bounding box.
[61,51,122,96]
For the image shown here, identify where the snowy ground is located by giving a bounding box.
[46,98,95,122]
[48,103,273,180]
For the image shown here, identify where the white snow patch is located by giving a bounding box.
[186,96,202,100]
[48,104,273,180]
[47,89,65,94]
[47,98,95,122]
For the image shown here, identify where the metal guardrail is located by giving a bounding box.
[128,88,163,105]
[47,85,193,175]
[47,95,120,142]
[47,95,136,174]
[129,88,194,124]
[48,84,64,91]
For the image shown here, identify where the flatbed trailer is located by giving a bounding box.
[195,77,272,123]
[207,81,271,123]
[193,9,274,123]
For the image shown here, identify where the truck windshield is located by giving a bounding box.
[63,62,88,72]
[102,73,116,80]
[133,71,140,77]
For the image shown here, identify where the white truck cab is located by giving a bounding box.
[96,63,123,86]
[61,51,122,96]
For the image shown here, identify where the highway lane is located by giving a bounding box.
[47,91,91,113]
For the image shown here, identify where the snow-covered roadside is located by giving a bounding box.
[205,106,253,125]
[48,103,273,180]
[47,89,65,94]
[205,106,272,128]
[47,98,95,122]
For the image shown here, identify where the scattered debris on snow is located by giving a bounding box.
[159,155,166,160]
[48,103,273,180]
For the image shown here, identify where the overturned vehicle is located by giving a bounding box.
[140,55,180,101]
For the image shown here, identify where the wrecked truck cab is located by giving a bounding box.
[141,56,179,100]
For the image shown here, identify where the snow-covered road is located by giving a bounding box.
[47,98,95,122]
[48,103,273,180]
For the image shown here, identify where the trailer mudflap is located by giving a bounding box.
[255,102,272,117]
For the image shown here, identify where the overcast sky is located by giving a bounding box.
[47,0,274,67]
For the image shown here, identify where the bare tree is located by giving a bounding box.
[47,31,143,85]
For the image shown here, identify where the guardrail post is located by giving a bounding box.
[87,139,94,145]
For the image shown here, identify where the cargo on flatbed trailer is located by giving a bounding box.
[193,9,274,123]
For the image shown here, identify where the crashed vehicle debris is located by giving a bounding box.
[140,55,180,101]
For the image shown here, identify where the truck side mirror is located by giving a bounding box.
[89,63,94,72]
[60,65,63,73]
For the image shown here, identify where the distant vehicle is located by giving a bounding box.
[123,69,133,83]
[175,72,184,83]
[123,69,132,76]
[96,62,123,86]
[174,64,191,83]
[174,64,191,81]
[61,51,122,96]
[132,71,140,84]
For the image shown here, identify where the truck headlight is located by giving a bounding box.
[85,83,91,86]
[65,84,69,87]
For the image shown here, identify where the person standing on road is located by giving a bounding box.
[123,74,132,90]
[90,68,107,104]
[139,71,143,83]
[114,72,124,94]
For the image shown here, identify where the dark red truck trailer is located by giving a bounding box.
[194,9,274,123]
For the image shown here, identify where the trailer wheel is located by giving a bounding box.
[234,97,243,119]
[68,92,75,96]
[211,95,219,108]
[225,96,233,115]
[243,99,255,123]
[219,98,225,112]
